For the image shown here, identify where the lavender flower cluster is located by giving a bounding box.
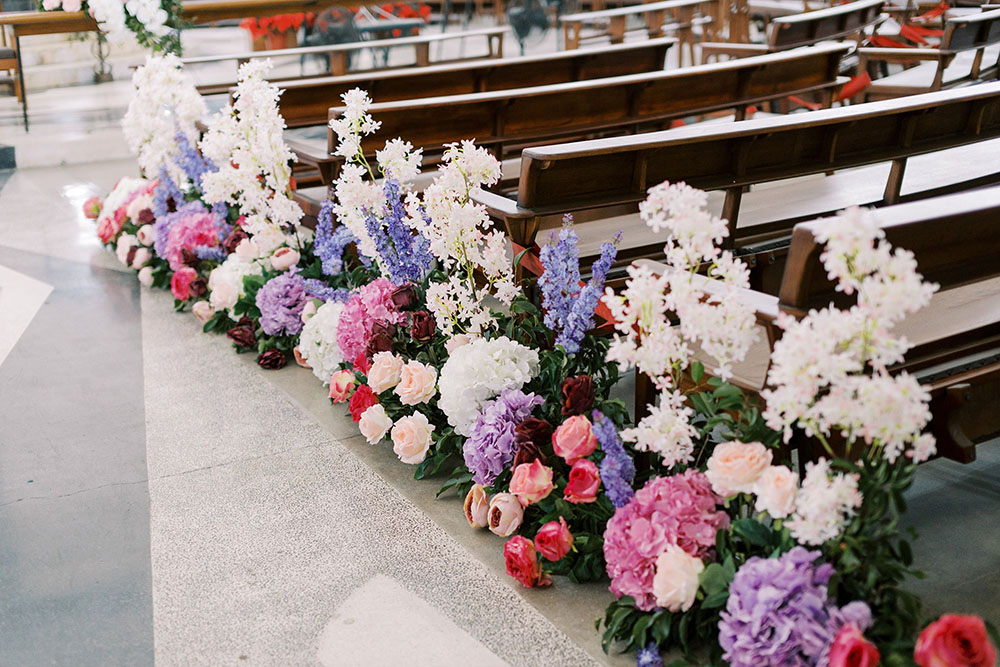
[174,130,217,189]
[463,389,544,486]
[315,199,362,275]
[304,278,350,304]
[593,410,635,508]
[256,271,308,336]
[365,179,433,284]
[152,168,183,219]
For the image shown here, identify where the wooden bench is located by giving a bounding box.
[288,43,850,192]
[700,0,885,62]
[275,37,676,129]
[559,0,713,64]
[634,185,1000,463]
[474,82,1000,286]
[183,26,508,93]
[857,6,1000,101]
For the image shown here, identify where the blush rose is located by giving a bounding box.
[705,441,773,497]
[564,459,601,504]
[509,460,554,507]
[552,415,598,464]
[391,412,435,465]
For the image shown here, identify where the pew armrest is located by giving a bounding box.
[286,138,338,185]
[472,189,530,220]
[700,42,769,62]
[857,46,944,66]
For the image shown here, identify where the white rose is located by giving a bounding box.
[359,404,393,445]
[136,224,155,246]
[115,233,137,265]
[652,546,704,612]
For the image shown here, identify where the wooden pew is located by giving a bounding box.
[700,0,885,62]
[559,0,713,63]
[474,82,1000,286]
[857,7,1000,101]
[184,26,508,94]
[288,43,850,188]
[633,185,1000,463]
[276,38,676,129]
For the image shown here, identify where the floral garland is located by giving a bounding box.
[39,0,181,53]
[89,64,1000,667]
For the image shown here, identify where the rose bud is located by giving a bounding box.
[180,248,200,267]
[189,277,208,299]
[534,517,573,562]
[358,404,393,445]
[509,459,554,507]
[257,348,286,370]
[561,375,595,416]
[563,459,600,504]
[82,195,102,219]
[504,535,551,589]
[512,439,546,469]
[222,228,249,254]
[390,283,418,310]
[300,300,317,323]
[515,417,552,451]
[410,310,436,342]
[371,321,397,338]
[137,266,154,287]
[137,208,155,225]
[444,333,472,354]
[192,301,214,324]
[170,266,198,301]
[348,384,378,423]
[552,415,598,465]
[915,615,997,667]
[487,493,524,537]
[136,224,155,246]
[270,246,300,271]
[830,624,880,667]
[328,369,356,403]
[464,484,490,529]
[226,325,256,348]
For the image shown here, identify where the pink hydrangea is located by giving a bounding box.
[164,210,220,271]
[603,470,729,611]
[336,278,406,363]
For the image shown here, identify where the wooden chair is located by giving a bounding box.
[633,185,1000,463]
[857,6,1000,101]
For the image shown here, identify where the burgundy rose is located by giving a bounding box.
[390,284,418,310]
[222,228,249,254]
[189,277,208,299]
[410,311,435,342]
[512,439,546,469]
[561,375,595,416]
[237,316,257,330]
[138,208,155,225]
[180,248,200,267]
[226,325,256,348]
[364,333,393,360]
[515,417,553,451]
[257,348,287,370]
[371,321,397,338]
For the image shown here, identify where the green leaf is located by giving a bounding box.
[690,361,704,383]
[699,563,731,596]
[732,518,772,547]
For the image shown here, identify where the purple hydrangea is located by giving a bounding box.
[463,389,545,486]
[256,271,308,337]
[636,643,663,667]
[719,547,872,667]
[593,410,635,508]
[153,200,207,260]
[538,216,620,355]
[315,199,364,275]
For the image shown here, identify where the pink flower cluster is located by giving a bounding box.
[603,470,729,611]
[336,278,406,364]
[164,210,219,271]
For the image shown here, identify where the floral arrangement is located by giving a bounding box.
[39,0,181,53]
[239,13,314,39]
[93,61,998,667]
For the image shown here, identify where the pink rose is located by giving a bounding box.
[534,517,573,562]
[82,195,102,219]
[563,459,600,504]
[464,484,489,529]
[270,246,300,271]
[328,369,356,403]
[552,415,598,464]
[509,460,554,507]
[367,351,403,394]
[359,404,393,445]
[652,545,704,612]
[753,465,798,519]
[394,360,437,406]
[830,624,880,667]
[705,441,773,497]
[137,266,154,288]
[487,493,524,537]
[192,301,214,324]
[170,267,197,301]
[504,535,551,588]
[916,615,997,667]
[391,412,435,465]
[136,224,155,246]
[96,215,121,244]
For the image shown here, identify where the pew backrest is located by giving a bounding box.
[767,0,884,48]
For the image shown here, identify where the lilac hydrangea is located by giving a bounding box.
[538,216,620,354]
[256,271,308,336]
[463,389,544,486]
[365,179,433,284]
[593,410,635,508]
[315,199,363,275]
[718,547,872,667]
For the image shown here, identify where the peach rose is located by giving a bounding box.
[391,412,435,465]
[300,300,317,323]
[293,347,311,369]
[359,404,393,445]
[705,441,773,497]
[509,460,554,507]
[552,415,598,464]
[753,465,798,519]
[270,246,300,271]
[328,369,356,402]
[652,545,704,612]
[192,301,214,324]
[209,280,239,312]
[136,224,155,246]
[488,493,524,537]
[137,266,154,288]
[367,352,403,394]
[235,238,259,261]
[464,484,490,529]
[394,360,437,406]
[131,247,152,269]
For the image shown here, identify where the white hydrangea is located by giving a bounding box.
[207,254,264,319]
[297,301,346,384]
[437,336,539,436]
[786,458,862,546]
[620,389,697,469]
[85,0,170,47]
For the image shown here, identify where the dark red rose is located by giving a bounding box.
[348,384,378,422]
[257,348,287,370]
[126,246,138,268]
[180,248,200,267]
[515,418,552,450]
[371,321,396,338]
[226,325,256,348]
[364,333,393,359]
[561,375,595,416]
[222,228,249,254]
[410,311,435,342]
[166,197,177,213]
[390,284,418,310]
[513,439,546,469]
[138,208,155,225]
[189,277,208,299]
[237,316,257,331]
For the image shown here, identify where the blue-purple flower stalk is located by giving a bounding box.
[593,410,635,508]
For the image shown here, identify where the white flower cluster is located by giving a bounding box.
[55,0,171,47]
[786,459,862,546]
[437,336,539,436]
[297,301,346,384]
[620,389,697,469]
[603,181,758,388]
[207,252,264,319]
[122,54,208,185]
[200,60,305,256]
[762,207,938,462]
